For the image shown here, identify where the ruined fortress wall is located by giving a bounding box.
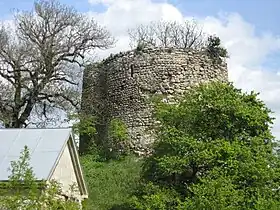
[82,47,228,154]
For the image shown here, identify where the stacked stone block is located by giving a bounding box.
[82,47,228,155]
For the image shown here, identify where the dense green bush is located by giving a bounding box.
[126,82,280,209]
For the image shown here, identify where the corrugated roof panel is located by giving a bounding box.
[0,155,22,180]
[0,130,19,154]
[30,151,60,179]
[36,129,69,152]
[7,130,42,156]
[0,128,71,181]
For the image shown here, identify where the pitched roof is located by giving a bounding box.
[0,128,72,181]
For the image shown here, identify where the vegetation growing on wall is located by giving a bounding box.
[207,35,229,64]
[106,118,130,159]
[129,20,228,65]
[73,112,129,160]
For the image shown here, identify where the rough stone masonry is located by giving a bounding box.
[81,47,228,155]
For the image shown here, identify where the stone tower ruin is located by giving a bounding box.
[81,47,228,155]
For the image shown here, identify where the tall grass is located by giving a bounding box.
[80,155,142,210]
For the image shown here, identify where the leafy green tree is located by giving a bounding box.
[0,145,81,209]
[127,82,280,210]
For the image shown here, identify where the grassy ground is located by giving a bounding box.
[80,155,142,210]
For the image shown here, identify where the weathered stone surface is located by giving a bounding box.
[81,47,228,155]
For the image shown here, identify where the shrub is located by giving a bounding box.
[207,35,228,64]
[126,81,280,209]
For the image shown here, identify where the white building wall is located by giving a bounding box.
[50,144,82,201]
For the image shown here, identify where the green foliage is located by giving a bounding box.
[71,113,96,137]
[71,112,129,160]
[105,118,130,159]
[81,155,142,210]
[154,82,273,142]
[70,113,98,156]
[0,146,80,210]
[207,35,228,64]
[128,182,182,210]
[109,118,129,142]
[8,145,38,193]
[127,81,280,209]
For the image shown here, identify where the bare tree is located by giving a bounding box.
[128,20,206,49]
[0,0,115,128]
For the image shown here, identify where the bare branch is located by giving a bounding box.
[128,20,206,49]
[0,0,115,127]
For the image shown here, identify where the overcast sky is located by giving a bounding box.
[1,0,280,139]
